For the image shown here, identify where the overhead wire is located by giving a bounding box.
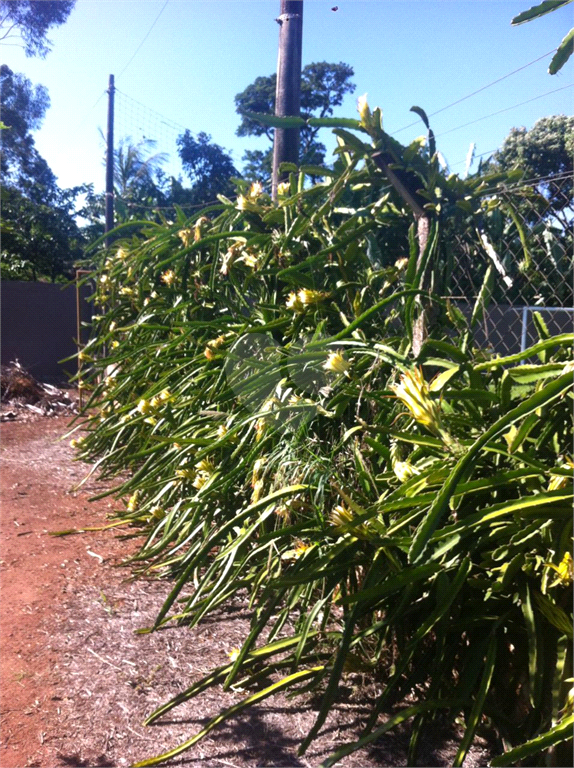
[391,47,558,135]
[116,0,170,81]
[435,83,573,138]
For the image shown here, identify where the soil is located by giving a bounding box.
[0,415,496,768]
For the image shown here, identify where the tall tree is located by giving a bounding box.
[235,61,355,181]
[0,0,76,58]
[177,130,239,206]
[0,64,57,199]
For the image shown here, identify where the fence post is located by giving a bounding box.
[272,0,303,201]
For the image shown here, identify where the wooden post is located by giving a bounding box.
[272,0,303,201]
[105,74,115,247]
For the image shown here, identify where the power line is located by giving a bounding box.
[391,48,557,136]
[435,83,573,138]
[117,0,170,81]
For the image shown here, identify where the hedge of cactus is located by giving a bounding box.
[73,106,573,767]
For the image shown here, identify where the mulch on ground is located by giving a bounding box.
[0,414,495,768]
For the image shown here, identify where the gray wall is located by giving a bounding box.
[1,280,92,382]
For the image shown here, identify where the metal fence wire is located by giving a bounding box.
[445,172,573,355]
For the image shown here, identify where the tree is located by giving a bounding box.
[235,61,355,181]
[0,0,76,58]
[177,130,240,206]
[489,115,574,213]
[1,184,87,281]
[0,64,57,198]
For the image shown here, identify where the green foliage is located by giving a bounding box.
[235,61,355,181]
[74,112,573,767]
[511,0,574,74]
[0,0,76,58]
[176,130,240,206]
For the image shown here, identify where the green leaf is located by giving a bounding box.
[133,667,324,767]
[307,116,364,130]
[489,715,574,766]
[238,110,305,128]
[409,371,574,563]
[549,27,574,73]
[512,0,572,25]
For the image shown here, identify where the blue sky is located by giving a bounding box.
[2,0,573,193]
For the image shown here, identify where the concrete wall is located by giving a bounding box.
[1,280,92,382]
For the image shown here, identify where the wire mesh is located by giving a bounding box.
[446,172,573,355]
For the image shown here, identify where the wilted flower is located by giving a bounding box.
[323,351,350,375]
[127,492,139,512]
[194,216,210,242]
[251,478,264,503]
[178,228,193,247]
[161,269,176,286]
[217,424,228,438]
[144,416,157,426]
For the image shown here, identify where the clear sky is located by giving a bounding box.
[2,0,573,193]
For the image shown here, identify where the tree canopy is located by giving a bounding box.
[0,0,76,58]
[0,64,57,198]
[235,61,355,181]
[177,130,240,206]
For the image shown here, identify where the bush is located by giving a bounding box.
[74,110,573,767]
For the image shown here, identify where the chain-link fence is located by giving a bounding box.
[447,172,573,355]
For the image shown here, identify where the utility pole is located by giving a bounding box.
[272,0,303,201]
[105,74,115,247]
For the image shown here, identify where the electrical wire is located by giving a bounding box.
[117,0,170,81]
[391,48,558,136]
[435,83,573,138]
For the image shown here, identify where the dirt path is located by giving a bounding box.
[0,416,494,768]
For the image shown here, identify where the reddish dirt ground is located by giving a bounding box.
[1,415,496,768]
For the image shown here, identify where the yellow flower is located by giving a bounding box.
[151,506,164,519]
[277,181,290,197]
[111,340,120,349]
[393,460,420,483]
[293,541,311,559]
[161,269,176,286]
[77,351,92,363]
[217,424,228,438]
[545,552,573,587]
[298,288,328,306]
[158,388,172,402]
[228,648,240,662]
[252,456,267,485]
[99,274,109,284]
[389,368,442,436]
[144,416,157,426]
[119,287,133,296]
[195,458,214,474]
[127,492,139,512]
[329,504,354,530]
[249,181,264,198]
[137,398,152,415]
[236,194,248,211]
[286,292,305,313]
[357,93,371,124]
[395,257,409,271]
[548,457,574,491]
[193,472,209,490]
[116,247,128,260]
[109,321,117,332]
[178,228,193,248]
[176,467,195,480]
[323,351,350,375]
